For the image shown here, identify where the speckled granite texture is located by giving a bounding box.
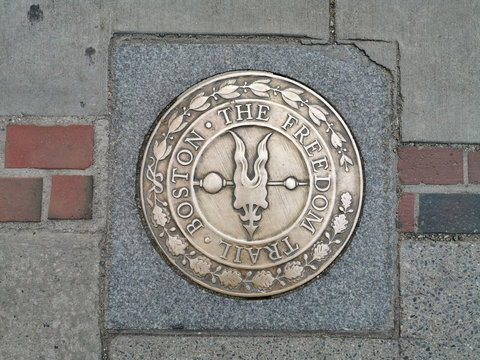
[110,336,398,359]
[106,40,396,332]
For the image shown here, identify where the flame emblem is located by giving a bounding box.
[229,131,272,239]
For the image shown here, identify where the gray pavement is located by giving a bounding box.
[0,233,101,359]
[110,336,398,360]
[337,0,480,143]
[400,239,480,359]
[0,0,329,117]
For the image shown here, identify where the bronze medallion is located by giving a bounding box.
[138,71,363,297]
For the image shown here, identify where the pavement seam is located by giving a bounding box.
[329,0,336,44]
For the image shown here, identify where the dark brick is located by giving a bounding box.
[398,193,415,232]
[5,125,94,169]
[398,147,463,185]
[0,178,43,222]
[48,176,93,220]
[418,194,480,233]
[468,151,480,184]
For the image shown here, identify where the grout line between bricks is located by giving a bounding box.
[402,184,480,194]
[463,150,469,184]
[413,193,419,233]
[41,175,52,222]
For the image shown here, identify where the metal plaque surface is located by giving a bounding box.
[138,71,363,298]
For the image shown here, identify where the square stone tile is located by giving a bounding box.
[110,336,398,360]
[106,39,396,332]
[400,240,480,341]
[0,233,101,359]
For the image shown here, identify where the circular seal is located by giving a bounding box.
[138,71,363,298]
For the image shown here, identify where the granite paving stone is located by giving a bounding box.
[110,336,398,360]
[400,339,480,360]
[400,240,480,345]
[0,233,101,359]
[106,40,396,332]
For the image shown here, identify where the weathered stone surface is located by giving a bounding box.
[0,1,107,116]
[337,0,480,143]
[110,335,398,360]
[400,339,480,360]
[110,0,329,38]
[0,1,329,116]
[0,233,101,359]
[400,240,480,349]
[418,194,480,233]
[106,41,395,331]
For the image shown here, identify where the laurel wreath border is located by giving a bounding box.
[144,76,357,295]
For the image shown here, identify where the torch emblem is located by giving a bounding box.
[229,131,272,239]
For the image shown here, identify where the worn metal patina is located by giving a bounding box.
[138,71,363,297]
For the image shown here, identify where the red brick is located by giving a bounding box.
[398,146,463,185]
[468,152,480,184]
[0,178,43,222]
[398,193,415,232]
[48,176,93,220]
[5,125,94,169]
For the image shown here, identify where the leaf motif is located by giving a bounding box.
[344,155,353,165]
[195,102,211,112]
[249,82,271,93]
[251,271,274,290]
[168,113,184,133]
[283,261,304,280]
[153,140,167,160]
[308,105,327,126]
[190,92,210,110]
[332,214,348,234]
[188,256,211,277]
[152,205,167,227]
[166,234,186,256]
[250,89,269,98]
[255,78,271,84]
[175,121,189,134]
[312,243,329,261]
[217,85,239,95]
[218,91,241,99]
[158,144,172,161]
[330,131,344,149]
[217,269,242,289]
[281,88,304,108]
[341,193,352,211]
[281,94,299,109]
